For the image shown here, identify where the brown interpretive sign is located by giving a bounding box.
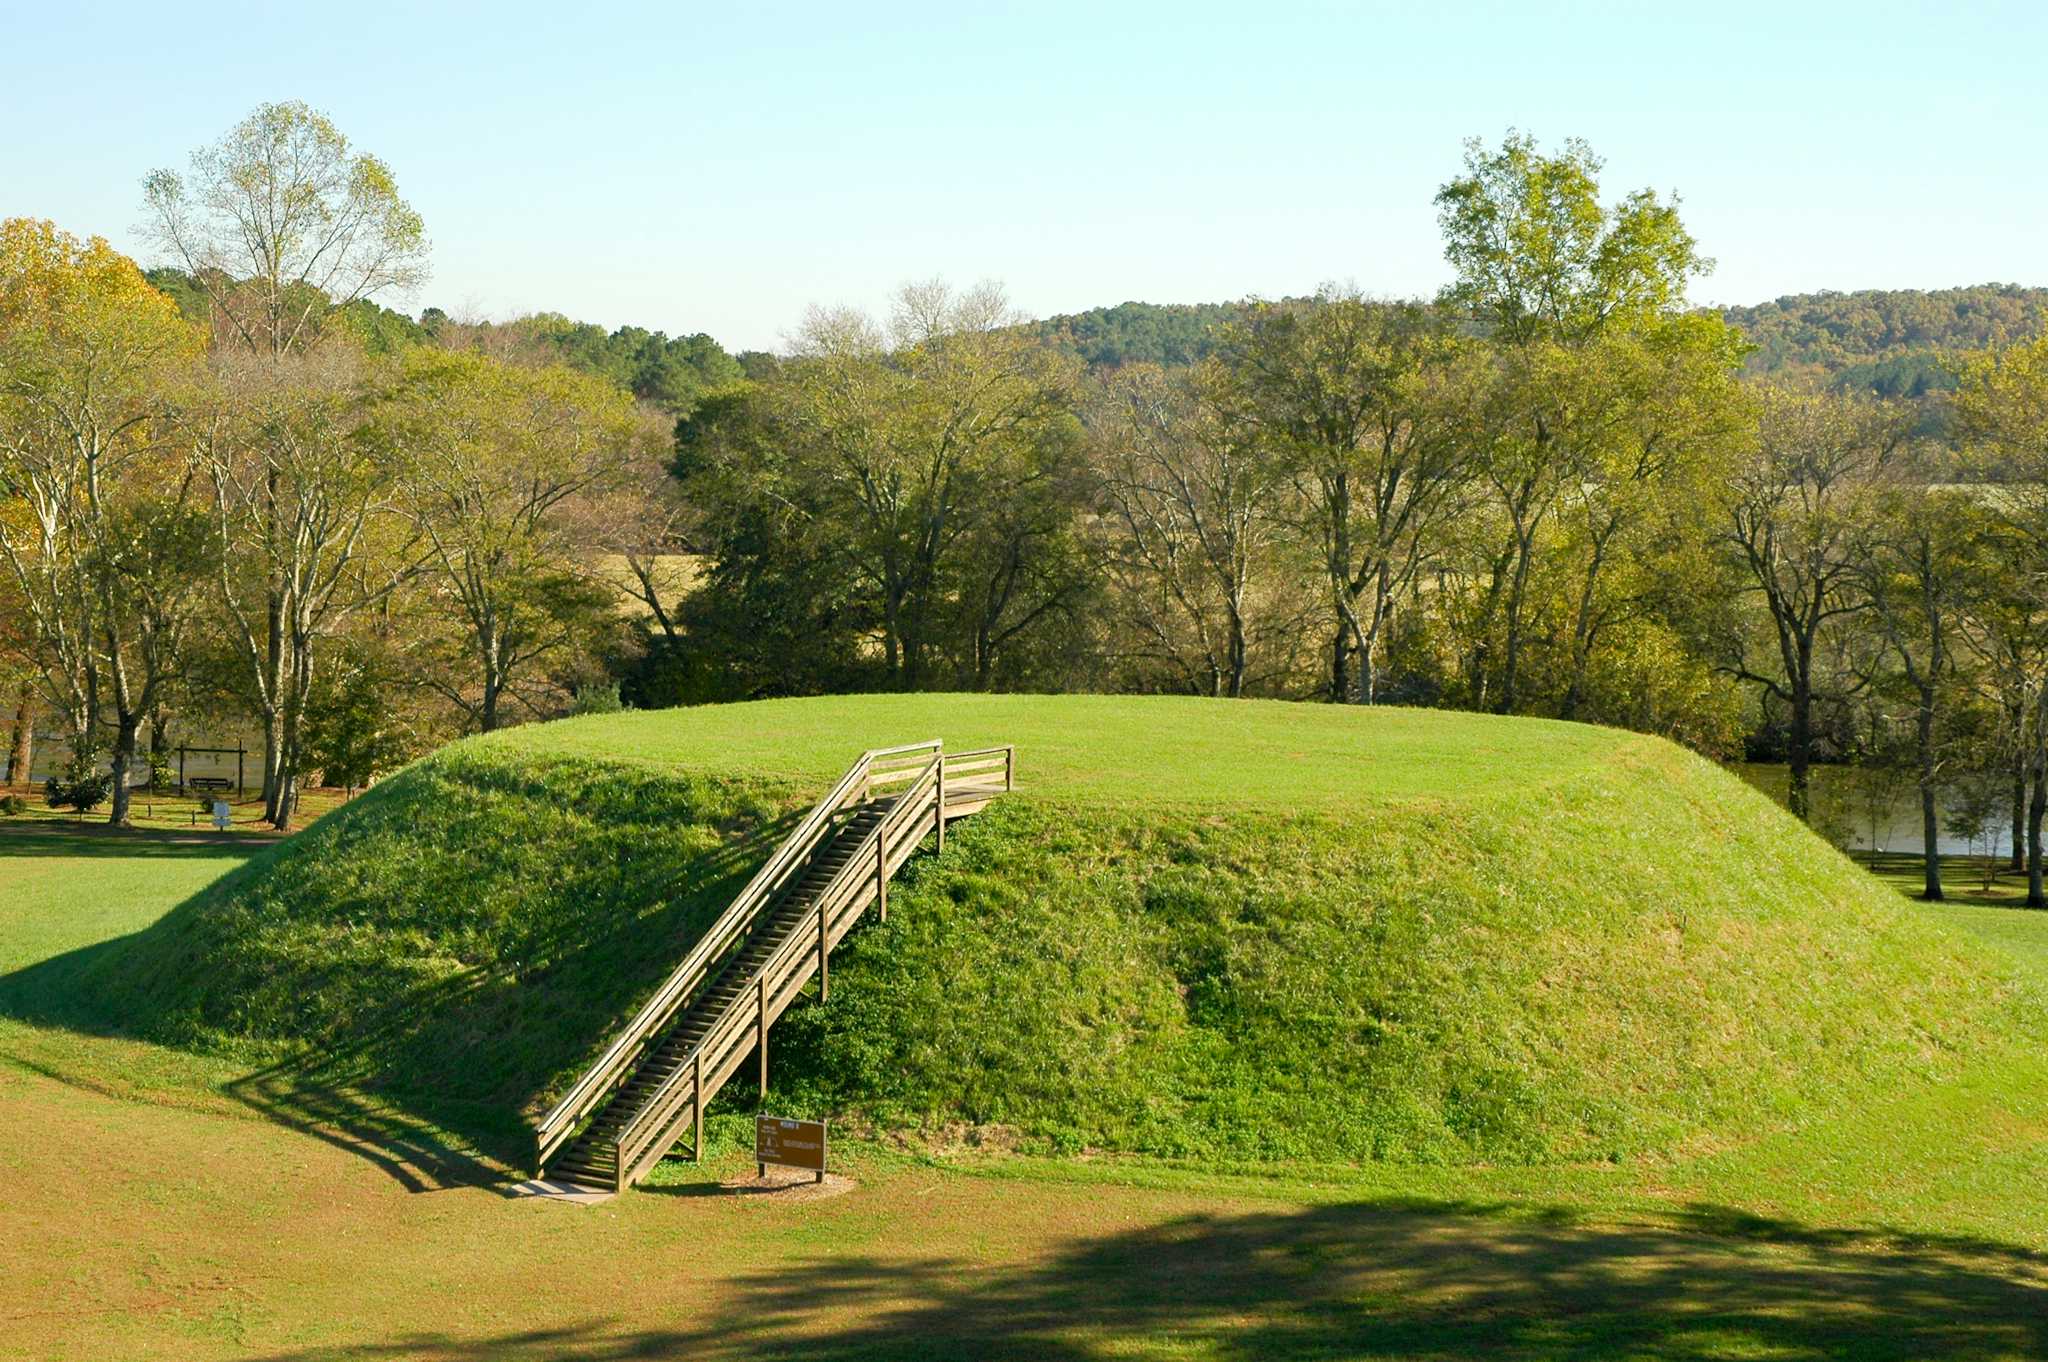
[756,1115,828,1181]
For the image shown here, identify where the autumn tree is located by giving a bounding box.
[683,281,1087,691]
[1857,480,1992,899]
[142,101,427,359]
[374,349,649,731]
[0,218,207,824]
[1954,333,2048,901]
[1088,363,1300,697]
[1214,292,1480,702]
[1435,133,1723,714]
[141,103,428,827]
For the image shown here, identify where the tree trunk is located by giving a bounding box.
[1787,676,1814,825]
[2012,766,2028,874]
[259,713,285,822]
[2030,747,2046,909]
[108,714,141,827]
[1330,621,1350,704]
[6,686,32,786]
[1916,682,1943,901]
[1498,528,1534,715]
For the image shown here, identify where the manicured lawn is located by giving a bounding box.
[2,703,2046,1359]
[1,783,356,836]
[491,692,1630,810]
[1856,849,2047,908]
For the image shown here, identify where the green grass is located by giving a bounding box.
[4,703,2048,1360]
[487,691,1626,808]
[0,782,355,835]
[16,694,2040,1172]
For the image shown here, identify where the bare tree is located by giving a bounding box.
[1091,365,1294,698]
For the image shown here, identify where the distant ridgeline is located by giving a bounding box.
[1720,284,2048,399]
[146,267,2046,411]
[143,267,748,416]
[1027,289,2048,401]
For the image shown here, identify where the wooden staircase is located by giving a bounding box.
[534,740,1012,1193]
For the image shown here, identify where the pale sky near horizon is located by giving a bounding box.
[5,1,2043,352]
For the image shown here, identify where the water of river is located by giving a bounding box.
[1734,763,2013,858]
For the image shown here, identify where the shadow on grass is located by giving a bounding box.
[237,1196,2048,1360]
[1854,851,2048,911]
[0,784,803,1194]
[0,821,267,859]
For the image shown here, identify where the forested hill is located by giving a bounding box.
[147,265,2046,400]
[1026,300,1260,369]
[1026,287,2048,391]
[1721,284,2048,397]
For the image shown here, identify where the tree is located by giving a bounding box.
[301,644,419,796]
[1215,293,1480,702]
[1858,481,1989,899]
[684,281,1087,691]
[142,104,427,828]
[1434,132,1715,714]
[376,350,648,731]
[1723,386,1912,822]
[141,101,427,359]
[1089,364,1296,697]
[1954,334,2048,902]
[0,218,207,825]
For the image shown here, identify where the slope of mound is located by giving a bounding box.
[68,695,2040,1165]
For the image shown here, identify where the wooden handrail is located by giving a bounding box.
[536,741,1016,1187]
[610,755,950,1178]
[534,739,941,1169]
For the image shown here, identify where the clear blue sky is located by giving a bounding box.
[6,1,2042,351]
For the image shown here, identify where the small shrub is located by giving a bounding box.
[44,771,111,814]
[0,793,26,816]
[568,683,628,717]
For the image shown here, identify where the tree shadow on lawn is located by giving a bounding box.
[0,807,799,1194]
[237,1196,2048,1361]
[0,820,266,859]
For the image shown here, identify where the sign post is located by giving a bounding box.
[755,1115,828,1184]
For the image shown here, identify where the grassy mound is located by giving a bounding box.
[65,695,2041,1164]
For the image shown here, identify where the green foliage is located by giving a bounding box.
[0,793,25,816]
[303,660,421,791]
[1436,133,1706,346]
[436,311,746,415]
[1029,300,1259,370]
[567,681,627,716]
[1723,285,2048,384]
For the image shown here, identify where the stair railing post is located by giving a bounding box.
[935,758,946,851]
[1005,745,1015,791]
[693,1048,705,1163]
[757,974,768,1098]
[818,893,829,1002]
[877,830,888,922]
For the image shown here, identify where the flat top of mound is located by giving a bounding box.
[477,694,1630,811]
